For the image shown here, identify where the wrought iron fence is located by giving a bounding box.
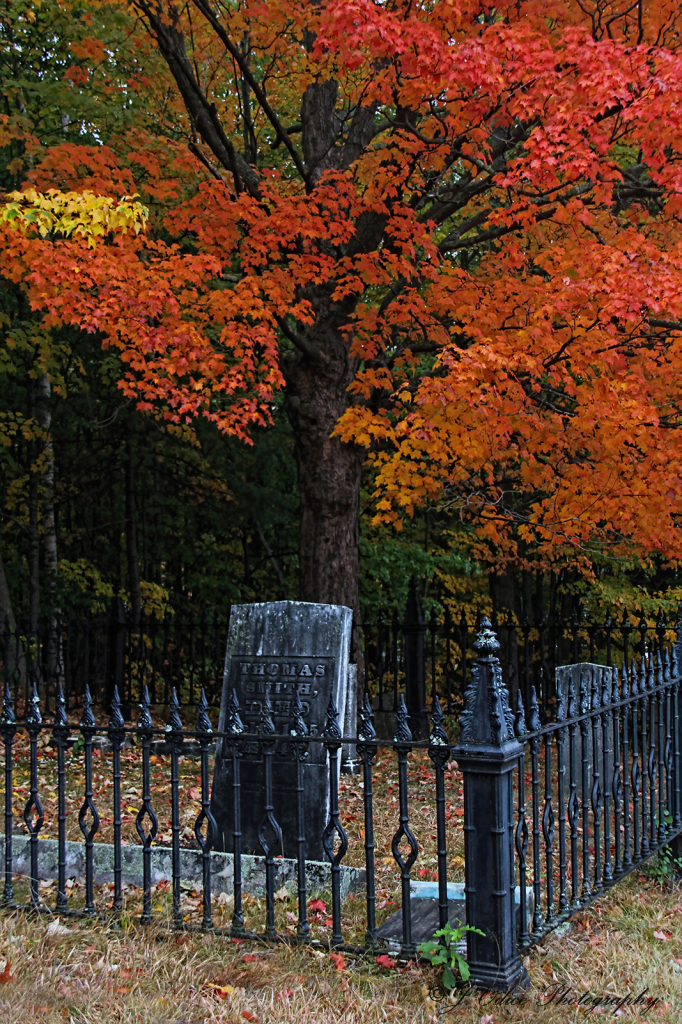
[1,601,230,715]
[4,583,677,728]
[1,612,681,991]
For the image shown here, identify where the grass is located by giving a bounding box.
[1,869,681,1023]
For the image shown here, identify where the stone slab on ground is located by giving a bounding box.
[0,835,364,899]
[376,882,534,950]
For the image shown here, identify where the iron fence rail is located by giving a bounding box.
[1,614,681,991]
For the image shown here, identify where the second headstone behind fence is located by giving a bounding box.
[211,601,352,861]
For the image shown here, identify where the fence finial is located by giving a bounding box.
[79,684,96,731]
[621,662,629,699]
[664,647,671,683]
[591,670,601,711]
[196,688,213,735]
[358,692,376,743]
[429,695,448,747]
[323,693,342,741]
[556,682,566,722]
[53,681,68,733]
[1,679,15,728]
[528,685,541,733]
[259,687,276,736]
[611,664,620,702]
[393,693,412,744]
[165,688,183,752]
[226,689,244,735]
[631,657,639,695]
[137,684,153,733]
[27,680,41,726]
[459,617,515,744]
[579,672,589,715]
[108,685,125,738]
[290,689,308,738]
[646,651,655,691]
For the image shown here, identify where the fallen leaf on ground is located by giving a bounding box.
[208,983,234,1000]
[242,954,259,963]
[309,898,326,913]
[330,952,346,970]
[376,954,397,970]
[0,959,11,984]
[653,930,671,941]
[47,918,70,936]
[242,1012,259,1022]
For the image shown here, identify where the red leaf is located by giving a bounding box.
[0,959,11,984]
[242,1012,259,1022]
[309,898,327,913]
[242,954,259,962]
[330,952,346,970]
[376,954,396,970]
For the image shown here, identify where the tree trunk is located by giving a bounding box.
[125,429,142,627]
[0,543,26,689]
[284,339,364,665]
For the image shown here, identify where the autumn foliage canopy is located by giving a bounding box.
[5,0,682,579]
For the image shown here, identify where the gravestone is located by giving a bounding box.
[210,601,352,862]
[554,662,617,784]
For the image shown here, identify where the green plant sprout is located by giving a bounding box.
[417,921,485,991]
[646,812,682,884]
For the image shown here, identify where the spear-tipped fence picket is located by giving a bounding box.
[1,611,682,991]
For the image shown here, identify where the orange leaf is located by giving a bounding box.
[329,952,346,970]
[242,1012,259,1022]
[0,959,11,984]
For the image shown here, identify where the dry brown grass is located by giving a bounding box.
[1,870,681,1024]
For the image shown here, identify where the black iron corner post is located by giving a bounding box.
[403,577,428,741]
[452,617,529,992]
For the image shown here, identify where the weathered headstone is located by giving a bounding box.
[210,601,352,862]
[554,662,617,780]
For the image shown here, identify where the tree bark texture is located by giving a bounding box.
[284,343,364,641]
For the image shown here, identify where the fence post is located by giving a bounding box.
[403,577,428,740]
[105,594,127,714]
[453,617,529,992]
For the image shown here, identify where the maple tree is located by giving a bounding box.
[5,0,682,636]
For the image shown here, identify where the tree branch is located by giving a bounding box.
[191,0,310,186]
[275,316,324,363]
